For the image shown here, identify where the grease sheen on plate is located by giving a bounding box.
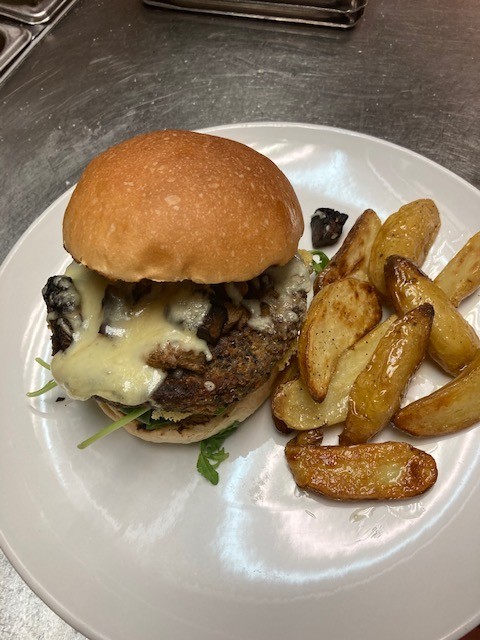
[1,123,480,640]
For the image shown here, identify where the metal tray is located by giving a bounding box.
[0,0,77,85]
[0,0,72,25]
[143,0,367,28]
[0,21,31,73]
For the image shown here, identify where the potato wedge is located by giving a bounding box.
[434,231,480,307]
[385,255,480,376]
[272,378,327,431]
[272,315,396,430]
[298,278,382,402]
[294,257,470,433]
[394,351,480,437]
[285,441,437,500]
[368,199,440,297]
[271,356,300,434]
[339,305,434,445]
[286,428,324,448]
[313,209,382,293]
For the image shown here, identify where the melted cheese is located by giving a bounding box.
[50,256,310,404]
[268,255,311,297]
[51,263,211,405]
[243,299,274,333]
[224,282,243,305]
[167,290,211,331]
[245,255,310,331]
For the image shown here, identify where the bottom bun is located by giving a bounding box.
[96,373,277,444]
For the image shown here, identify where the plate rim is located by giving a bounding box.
[1,121,480,640]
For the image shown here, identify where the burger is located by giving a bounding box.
[42,129,309,446]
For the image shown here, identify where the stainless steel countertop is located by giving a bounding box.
[1,0,479,637]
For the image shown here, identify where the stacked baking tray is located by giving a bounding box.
[0,0,77,83]
[144,0,367,28]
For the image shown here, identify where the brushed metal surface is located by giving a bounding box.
[0,0,479,637]
[143,0,367,28]
[0,0,72,25]
[0,21,31,71]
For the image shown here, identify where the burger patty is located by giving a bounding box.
[43,263,308,416]
[150,293,305,415]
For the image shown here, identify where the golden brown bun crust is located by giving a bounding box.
[63,130,304,283]
[96,373,275,444]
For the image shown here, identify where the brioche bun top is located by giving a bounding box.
[63,129,304,283]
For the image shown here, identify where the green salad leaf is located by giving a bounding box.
[27,379,58,398]
[26,357,57,397]
[127,408,175,430]
[309,250,330,273]
[196,421,240,485]
[77,405,150,450]
[28,350,238,485]
[144,418,176,431]
[35,357,51,370]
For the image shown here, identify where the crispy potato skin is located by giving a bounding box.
[434,231,480,307]
[340,304,434,445]
[298,278,382,402]
[286,428,324,448]
[394,352,480,436]
[285,441,438,501]
[272,316,396,431]
[272,378,327,431]
[368,199,440,297]
[313,209,382,294]
[274,203,479,503]
[385,255,480,376]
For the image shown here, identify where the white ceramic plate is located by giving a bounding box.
[1,123,480,640]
